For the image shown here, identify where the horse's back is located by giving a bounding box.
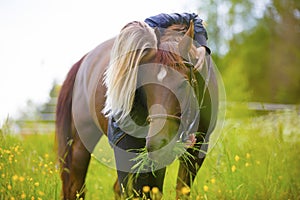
[72,37,115,152]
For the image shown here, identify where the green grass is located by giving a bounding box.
[1,111,300,199]
[0,132,60,199]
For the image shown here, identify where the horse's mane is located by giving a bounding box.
[103,21,157,120]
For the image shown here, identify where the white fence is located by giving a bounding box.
[247,102,300,112]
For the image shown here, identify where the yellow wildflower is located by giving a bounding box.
[7,184,12,190]
[211,178,216,184]
[152,187,159,194]
[21,193,26,199]
[245,162,250,167]
[34,182,39,187]
[181,186,190,195]
[142,186,150,193]
[234,155,240,162]
[10,197,15,200]
[12,175,18,181]
[231,165,236,172]
[246,153,251,159]
[5,150,11,154]
[203,185,209,192]
[19,176,25,182]
[14,146,19,152]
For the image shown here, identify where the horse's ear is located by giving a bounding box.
[154,27,161,48]
[178,20,194,59]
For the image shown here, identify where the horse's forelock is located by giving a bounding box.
[156,24,195,68]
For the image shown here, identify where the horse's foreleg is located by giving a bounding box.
[176,148,205,199]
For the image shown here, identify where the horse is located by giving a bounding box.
[56,21,219,199]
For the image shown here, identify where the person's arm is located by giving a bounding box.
[145,12,210,54]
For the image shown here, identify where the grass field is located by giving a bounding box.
[1,111,300,199]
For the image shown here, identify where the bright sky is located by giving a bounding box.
[0,0,200,124]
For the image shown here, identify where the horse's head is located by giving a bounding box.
[140,22,201,164]
[104,21,203,168]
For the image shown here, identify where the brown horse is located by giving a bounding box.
[56,21,219,199]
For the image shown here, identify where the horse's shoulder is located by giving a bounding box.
[72,37,115,135]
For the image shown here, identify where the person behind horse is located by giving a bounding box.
[104,13,210,198]
[145,12,210,70]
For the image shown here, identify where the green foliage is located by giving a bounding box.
[199,0,300,103]
[221,54,251,102]
[197,0,257,56]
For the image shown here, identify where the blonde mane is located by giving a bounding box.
[103,21,157,121]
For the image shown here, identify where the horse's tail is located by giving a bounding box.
[55,55,85,179]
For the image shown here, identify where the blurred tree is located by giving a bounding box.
[197,0,256,57]
[198,0,300,103]
[264,0,300,103]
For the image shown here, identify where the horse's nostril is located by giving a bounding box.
[146,145,154,153]
[146,141,156,152]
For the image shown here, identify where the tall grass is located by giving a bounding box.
[190,111,300,200]
[0,130,60,199]
[0,111,299,199]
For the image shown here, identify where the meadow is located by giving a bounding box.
[0,110,299,200]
